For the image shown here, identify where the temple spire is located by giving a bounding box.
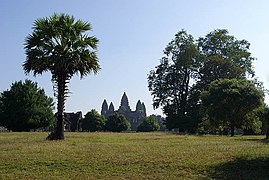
[141,102,147,116]
[136,100,142,111]
[119,92,131,112]
[109,102,115,112]
[101,99,108,115]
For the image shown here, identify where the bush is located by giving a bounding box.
[105,113,130,132]
[0,80,55,131]
[137,115,160,132]
[81,109,106,132]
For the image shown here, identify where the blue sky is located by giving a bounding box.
[1,0,269,115]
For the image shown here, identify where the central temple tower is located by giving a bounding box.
[101,92,147,130]
[119,92,131,112]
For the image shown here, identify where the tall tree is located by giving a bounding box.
[201,78,264,136]
[189,29,258,131]
[0,80,55,131]
[23,13,100,140]
[148,30,200,132]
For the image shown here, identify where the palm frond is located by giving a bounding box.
[23,13,100,79]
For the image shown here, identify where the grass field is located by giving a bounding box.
[0,132,269,179]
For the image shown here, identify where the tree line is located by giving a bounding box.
[148,29,269,137]
[0,80,160,133]
[81,109,160,132]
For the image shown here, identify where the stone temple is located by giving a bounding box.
[101,92,146,130]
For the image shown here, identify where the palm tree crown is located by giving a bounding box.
[24,13,100,77]
[23,13,100,140]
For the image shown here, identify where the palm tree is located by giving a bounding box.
[23,13,100,140]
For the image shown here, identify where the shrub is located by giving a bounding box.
[81,109,106,132]
[137,115,160,132]
[105,113,130,132]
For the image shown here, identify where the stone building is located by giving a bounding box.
[101,92,146,130]
[64,111,82,132]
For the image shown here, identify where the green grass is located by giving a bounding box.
[0,132,269,179]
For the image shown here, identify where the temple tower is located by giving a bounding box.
[136,100,143,112]
[141,102,146,117]
[101,99,108,115]
[100,92,147,130]
[109,102,115,112]
[119,92,131,112]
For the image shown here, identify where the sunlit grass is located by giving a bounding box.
[0,132,268,179]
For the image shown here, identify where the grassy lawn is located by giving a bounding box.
[0,132,269,179]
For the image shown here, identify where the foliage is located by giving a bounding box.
[259,106,269,139]
[81,109,106,132]
[197,29,255,77]
[148,30,200,132]
[265,108,269,139]
[197,116,218,135]
[201,78,264,136]
[148,29,261,134]
[105,113,130,132]
[137,115,160,132]
[197,55,245,89]
[242,108,263,135]
[23,13,100,140]
[0,132,269,179]
[0,80,55,131]
[191,29,257,133]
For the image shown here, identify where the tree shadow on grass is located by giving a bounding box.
[208,157,269,180]
[235,137,269,144]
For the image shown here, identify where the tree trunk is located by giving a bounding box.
[48,75,67,140]
[55,111,64,140]
[55,76,66,140]
[230,125,235,137]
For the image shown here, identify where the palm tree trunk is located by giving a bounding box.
[55,76,66,140]
[55,113,64,139]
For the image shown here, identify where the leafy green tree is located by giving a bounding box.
[198,29,255,77]
[190,29,257,133]
[81,109,106,132]
[148,30,200,132]
[137,115,160,132]
[105,113,130,132]
[149,29,261,134]
[0,80,55,131]
[201,78,264,136]
[23,13,100,140]
[194,29,256,95]
[198,56,245,89]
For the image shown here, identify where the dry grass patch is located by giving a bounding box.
[0,132,268,179]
